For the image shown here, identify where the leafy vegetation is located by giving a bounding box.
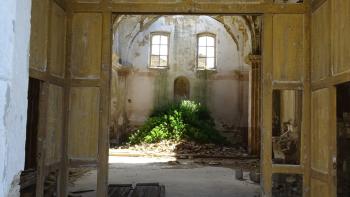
[128,100,226,145]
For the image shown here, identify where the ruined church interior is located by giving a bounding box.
[1,0,350,197]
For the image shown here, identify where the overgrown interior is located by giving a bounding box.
[5,0,348,196]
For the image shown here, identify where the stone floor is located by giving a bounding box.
[69,156,260,197]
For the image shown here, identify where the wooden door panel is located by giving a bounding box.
[68,87,100,160]
[71,13,102,79]
[262,13,308,196]
[311,0,330,82]
[311,87,336,197]
[332,0,350,75]
[311,178,330,197]
[30,0,49,72]
[272,14,304,82]
[311,89,330,173]
[45,84,64,165]
[49,2,67,78]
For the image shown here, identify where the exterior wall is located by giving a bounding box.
[111,15,252,144]
[0,0,32,196]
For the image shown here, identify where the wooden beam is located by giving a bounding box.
[303,10,311,197]
[71,2,309,14]
[272,81,304,90]
[328,86,337,197]
[271,165,304,174]
[58,0,73,195]
[35,83,50,197]
[96,1,112,195]
[29,69,66,87]
[261,14,273,197]
[248,55,261,156]
[312,71,350,90]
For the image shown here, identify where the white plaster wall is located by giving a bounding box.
[113,15,252,132]
[0,0,31,196]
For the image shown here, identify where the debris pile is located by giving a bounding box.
[115,140,254,159]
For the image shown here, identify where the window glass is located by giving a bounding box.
[160,36,168,45]
[198,37,207,47]
[150,33,169,67]
[197,35,216,70]
[207,47,215,58]
[207,37,215,47]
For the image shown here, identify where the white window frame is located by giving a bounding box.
[149,32,170,68]
[197,33,217,70]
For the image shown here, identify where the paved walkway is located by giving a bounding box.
[69,156,260,197]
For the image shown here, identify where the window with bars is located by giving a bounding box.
[150,33,169,68]
[197,34,216,70]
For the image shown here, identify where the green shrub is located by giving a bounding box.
[127,100,226,145]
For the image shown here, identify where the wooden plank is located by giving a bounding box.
[71,13,102,79]
[58,0,73,195]
[248,55,261,156]
[45,84,64,165]
[49,2,67,79]
[271,165,303,174]
[97,9,112,197]
[272,81,303,90]
[302,11,312,197]
[68,87,100,160]
[311,0,330,82]
[261,14,273,197]
[35,83,49,197]
[29,69,66,87]
[272,14,304,82]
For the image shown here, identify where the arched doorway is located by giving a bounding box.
[174,76,190,101]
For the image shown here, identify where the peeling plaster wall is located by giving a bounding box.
[0,0,31,196]
[112,15,252,144]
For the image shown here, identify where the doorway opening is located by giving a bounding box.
[20,78,41,196]
[108,14,261,197]
[69,14,262,197]
[336,82,350,197]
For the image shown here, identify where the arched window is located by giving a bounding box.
[197,34,216,70]
[150,32,169,68]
